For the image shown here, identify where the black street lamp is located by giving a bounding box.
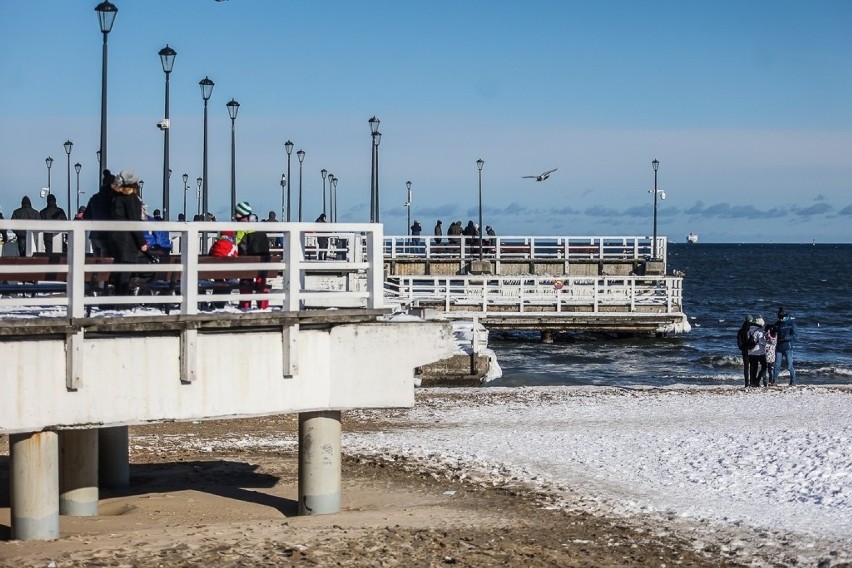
[199,76,214,216]
[477,158,484,261]
[63,140,73,218]
[405,180,412,235]
[321,168,328,216]
[195,176,202,217]
[159,44,176,220]
[181,173,189,220]
[284,140,294,221]
[327,173,334,221]
[649,159,665,260]
[45,156,54,195]
[296,149,305,221]
[95,1,117,173]
[139,180,144,196]
[331,176,338,222]
[226,98,240,217]
[368,116,380,222]
[74,162,83,212]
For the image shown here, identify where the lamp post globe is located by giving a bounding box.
[476,158,484,261]
[199,76,214,216]
[284,140,294,221]
[63,140,73,218]
[95,1,117,173]
[74,162,82,212]
[226,98,240,217]
[158,44,176,220]
[651,159,660,260]
[321,168,328,216]
[45,156,54,196]
[181,172,189,220]
[296,149,305,221]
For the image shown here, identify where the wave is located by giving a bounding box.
[696,354,742,369]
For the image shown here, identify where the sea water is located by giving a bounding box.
[489,243,852,387]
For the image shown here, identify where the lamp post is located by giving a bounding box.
[327,173,334,221]
[63,140,73,218]
[45,156,54,195]
[476,158,484,261]
[196,177,202,217]
[405,180,412,235]
[138,180,144,196]
[95,1,117,173]
[74,162,82,211]
[368,116,380,223]
[226,98,240,217]
[280,174,286,222]
[331,176,338,222]
[181,173,189,220]
[284,140,294,221]
[199,76,214,216]
[158,44,176,220]
[296,149,305,221]
[321,169,328,216]
[649,158,663,260]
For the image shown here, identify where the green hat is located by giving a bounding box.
[745,314,754,323]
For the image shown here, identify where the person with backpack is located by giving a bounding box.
[736,315,755,388]
[747,316,768,387]
[39,194,68,254]
[773,307,799,385]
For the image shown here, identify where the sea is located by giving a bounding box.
[488,243,852,388]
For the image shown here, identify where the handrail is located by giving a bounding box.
[384,274,683,315]
[382,235,667,262]
[0,220,382,317]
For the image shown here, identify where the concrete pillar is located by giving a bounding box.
[298,410,341,515]
[541,330,554,344]
[98,426,129,489]
[10,431,59,540]
[59,429,99,516]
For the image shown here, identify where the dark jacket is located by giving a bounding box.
[775,316,797,353]
[39,195,68,222]
[238,230,270,259]
[109,186,146,262]
[10,196,40,239]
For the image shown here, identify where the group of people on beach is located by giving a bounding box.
[737,307,798,387]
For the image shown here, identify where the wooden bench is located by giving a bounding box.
[0,256,114,296]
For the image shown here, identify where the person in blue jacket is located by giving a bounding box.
[143,204,172,262]
[773,307,798,385]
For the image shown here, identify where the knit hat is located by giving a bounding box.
[745,314,754,323]
[777,307,786,318]
[235,201,252,218]
[115,169,140,186]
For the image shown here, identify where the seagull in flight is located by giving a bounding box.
[522,168,558,182]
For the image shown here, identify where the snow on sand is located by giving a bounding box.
[345,386,852,566]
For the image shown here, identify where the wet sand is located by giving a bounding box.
[1,413,737,567]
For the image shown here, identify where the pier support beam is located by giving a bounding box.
[298,410,341,515]
[59,429,99,516]
[10,431,59,540]
[541,330,554,344]
[98,426,129,489]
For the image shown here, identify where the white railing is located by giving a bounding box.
[0,220,383,317]
[382,235,666,261]
[384,274,683,315]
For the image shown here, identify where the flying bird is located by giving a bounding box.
[522,168,558,181]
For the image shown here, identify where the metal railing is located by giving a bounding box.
[0,220,383,317]
[383,235,667,261]
[384,274,683,315]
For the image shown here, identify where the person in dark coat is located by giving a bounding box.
[10,195,40,256]
[108,170,148,295]
[773,307,799,385]
[83,170,116,257]
[433,220,442,245]
[39,193,68,254]
[315,213,329,260]
[736,316,754,388]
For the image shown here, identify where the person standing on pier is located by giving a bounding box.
[234,203,270,310]
[84,170,116,257]
[434,220,442,245]
[10,196,39,256]
[39,193,68,254]
[108,170,149,296]
[773,307,798,385]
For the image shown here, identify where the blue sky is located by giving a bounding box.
[1,0,850,242]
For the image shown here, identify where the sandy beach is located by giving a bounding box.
[1,401,739,568]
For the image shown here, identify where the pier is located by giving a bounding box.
[381,234,687,337]
[0,219,452,540]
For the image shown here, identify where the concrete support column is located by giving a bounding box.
[541,330,554,344]
[298,410,341,515]
[98,426,129,489]
[59,429,99,516]
[10,431,59,540]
